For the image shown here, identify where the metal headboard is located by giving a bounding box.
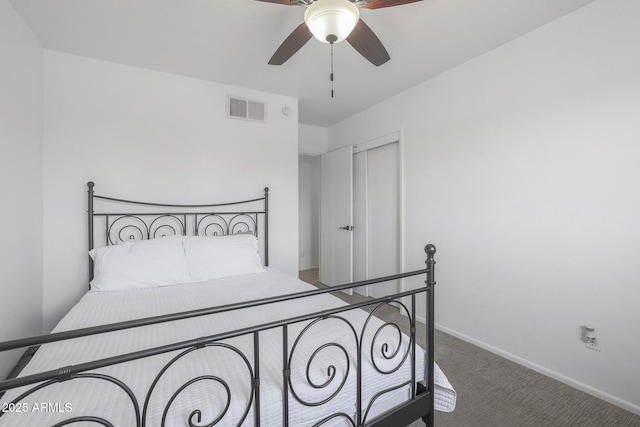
[87,181,269,287]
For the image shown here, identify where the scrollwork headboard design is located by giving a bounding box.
[87,182,269,287]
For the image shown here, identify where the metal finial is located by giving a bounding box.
[424,244,436,257]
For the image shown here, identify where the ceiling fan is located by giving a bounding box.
[257,0,423,66]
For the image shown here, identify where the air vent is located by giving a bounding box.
[227,96,266,123]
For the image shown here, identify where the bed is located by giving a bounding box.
[0,182,455,426]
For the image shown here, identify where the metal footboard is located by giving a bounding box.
[0,247,436,427]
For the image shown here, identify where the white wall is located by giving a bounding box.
[299,155,321,270]
[42,51,299,331]
[0,0,43,378]
[328,0,640,414]
[299,124,327,155]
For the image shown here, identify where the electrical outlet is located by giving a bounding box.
[585,338,601,351]
[583,325,600,351]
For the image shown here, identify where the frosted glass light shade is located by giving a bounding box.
[304,0,360,44]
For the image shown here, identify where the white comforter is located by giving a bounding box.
[0,270,455,426]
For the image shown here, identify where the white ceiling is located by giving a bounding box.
[11,0,595,127]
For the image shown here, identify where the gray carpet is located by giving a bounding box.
[418,330,640,427]
[301,270,640,427]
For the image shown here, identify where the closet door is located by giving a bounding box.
[320,134,402,298]
[365,142,400,298]
[352,151,368,295]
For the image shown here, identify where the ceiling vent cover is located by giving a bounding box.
[227,96,266,123]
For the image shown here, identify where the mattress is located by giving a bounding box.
[0,269,455,426]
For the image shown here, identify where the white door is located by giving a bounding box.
[352,151,368,295]
[366,142,400,298]
[320,146,353,287]
[352,141,401,298]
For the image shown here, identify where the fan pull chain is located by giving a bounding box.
[330,41,335,98]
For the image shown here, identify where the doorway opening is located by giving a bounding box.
[298,154,321,276]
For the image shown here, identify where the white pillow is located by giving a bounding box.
[89,235,191,291]
[183,234,265,282]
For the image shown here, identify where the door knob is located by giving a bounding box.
[339,225,354,231]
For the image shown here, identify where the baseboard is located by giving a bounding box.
[435,324,640,416]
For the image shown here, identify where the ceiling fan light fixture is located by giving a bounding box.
[304,0,360,44]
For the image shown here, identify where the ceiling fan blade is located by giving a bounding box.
[268,23,313,65]
[346,19,390,66]
[255,0,294,4]
[359,0,423,9]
